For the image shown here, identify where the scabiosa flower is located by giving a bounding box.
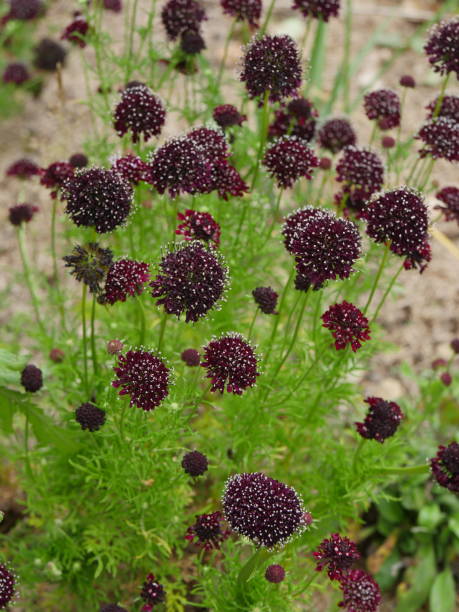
[382,136,395,149]
[112,349,171,411]
[263,136,319,189]
[69,153,88,168]
[440,372,452,387]
[292,0,340,21]
[182,450,208,476]
[335,146,384,215]
[181,348,200,367]
[61,14,89,47]
[49,348,65,363]
[180,29,206,54]
[7,0,43,20]
[102,259,150,305]
[40,161,74,198]
[426,95,459,122]
[364,89,401,130]
[75,402,106,432]
[6,158,40,180]
[252,287,278,314]
[319,157,332,170]
[63,167,133,233]
[111,154,150,185]
[241,35,302,102]
[161,0,207,41]
[435,186,459,224]
[400,74,415,88]
[213,104,247,129]
[313,533,360,580]
[140,573,166,609]
[150,242,228,323]
[221,0,262,28]
[176,210,221,245]
[317,119,356,154]
[34,38,67,71]
[113,85,166,143]
[20,364,43,392]
[417,117,459,162]
[322,301,371,352]
[103,0,122,12]
[186,511,230,550]
[210,161,248,200]
[8,203,39,226]
[338,569,381,612]
[403,238,431,273]
[451,338,459,354]
[2,63,30,85]
[269,97,318,142]
[265,564,285,583]
[424,17,459,78]
[282,206,324,253]
[107,339,124,355]
[63,243,114,294]
[356,397,404,443]
[431,442,459,493]
[0,563,16,609]
[222,472,306,548]
[188,126,230,160]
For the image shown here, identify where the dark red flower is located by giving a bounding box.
[188,126,230,160]
[62,167,133,233]
[220,0,262,28]
[213,104,247,129]
[20,364,43,392]
[269,97,318,142]
[431,442,459,493]
[40,161,74,198]
[432,358,447,370]
[2,63,30,85]
[319,157,332,170]
[61,14,89,48]
[356,397,404,443]
[322,301,371,352]
[0,563,16,609]
[151,242,228,322]
[112,155,150,185]
[317,118,356,154]
[186,511,230,550]
[435,186,459,224]
[49,348,65,363]
[381,136,395,149]
[180,29,206,54]
[140,573,166,608]
[222,472,306,548]
[6,158,40,179]
[176,209,221,245]
[34,38,67,71]
[112,350,171,411]
[426,95,459,122]
[210,161,248,200]
[424,17,459,78]
[69,153,88,168]
[75,402,106,432]
[113,85,166,142]
[417,117,459,161]
[252,286,278,314]
[102,259,150,305]
[8,203,39,226]
[241,34,302,102]
[161,0,207,41]
[181,349,200,367]
[313,533,360,580]
[263,136,319,189]
[292,0,340,21]
[399,74,416,88]
[335,147,384,215]
[182,450,208,476]
[403,238,431,274]
[103,0,122,12]
[7,0,43,20]
[338,569,381,612]
[364,89,401,130]
[265,564,286,583]
[440,372,452,386]
[63,243,114,294]
[451,338,459,354]
[282,206,324,253]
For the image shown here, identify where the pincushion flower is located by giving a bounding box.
[335,147,384,215]
[140,573,166,609]
[213,104,247,129]
[75,402,106,432]
[61,14,89,48]
[292,0,340,21]
[363,89,401,130]
[182,450,208,476]
[0,563,16,609]
[101,259,150,305]
[424,17,459,78]
[430,442,459,494]
[220,0,262,28]
[111,155,150,185]
[63,243,114,294]
[6,158,40,180]
[417,117,459,162]
[34,38,67,71]
[20,364,43,392]
[265,565,285,583]
[402,238,431,274]
[161,0,207,41]
[222,472,306,548]
[2,63,30,85]
[180,30,206,54]
[69,153,88,169]
[317,118,356,154]
[252,287,278,314]
[40,161,74,198]
[338,569,381,612]
[176,210,221,245]
[322,301,371,352]
[8,203,39,226]
[201,333,260,394]
[112,349,171,411]
[400,74,415,88]
[210,161,248,200]
[435,186,459,224]
[356,397,404,443]
[426,95,459,122]
[185,511,230,550]
[263,136,319,189]
[269,97,318,142]
[113,85,166,143]
[181,348,200,366]
[313,533,360,580]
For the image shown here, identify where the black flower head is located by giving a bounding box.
[8,203,39,226]
[8,0,43,20]
[100,604,127,612]
[40,161,75,198]
[282,206,323,253]
[112,349,171,411]
[269,97,318,142]
[317,118,356,154]
[186,511,230,550]
[424,17,459,78]
[400,74,416,88]
[213,104,247,129]
[111,155,149,185]
[161,0,207,41]
[113,85,166,142]
[265,564,285,583]
[20,364,43,392]
[102,259,150,305]
[69,153,88,168]
[62,167,133,233]
[263,136,319,189]
[221,0,262,28]
[435,186,459,224]
[338,569,381,612]
[75,402,106,432]
[6,158,40,180]
[222,472,306,548]
[210,161,248,200]
[0,563,16,609]
[417,117,459,162]
[181,348,200,366]
[61,14,89,48]
[241,34,302,102]
[140,573,166,608]
[2,63,30,85]
[252,287,278,314]
[322,301,371,352]
[356,397,404,443]
[201,333,260,395]
[426,95,459,122]
[176,210,221,245]
[431,442,459,494]
[313,533,360,580]
[364,89,401,130]
[365,188,429,261]
[34,38,67,71]
[180,29,206,54]
[292,0,340,21]
[188,126,230,160]
[335,146,384,215]
[150,242,228,323]
[182,450,208,476]
[63,243,114,294]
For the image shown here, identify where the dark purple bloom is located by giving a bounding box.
[269,98,318,142]
[151,242,228,322]
[140,573,166,608]
[20,364,43,392]
[435,186,459,224]
[322,301,371,352]
[399,74,415,88]
[252,286,278,314]
[292,0,340,21]
[0,564,16,609]
[49,348,65,363]
[180,29,206,54]
[356,397,404,443]
[112,154,150,185]
[40,161,74,198]
[313,533,360,580]
[63,243,114,294]
[210,161,248,200]
[338,569,381,612]
[402,238,431,274]
[222,472,306,548]
[2,63,30,85]
[417,117,459,161]
[8,203,39,226]
[188,126,230,160]
[176,209,221,245]
[186,511,230,550]
[61,14,89,48]
[161,0,207,41]
[424,18,459,78]
[62,167,133,233]
[319,157,332,170]
[6,158,40,180]
[75,402,106,432]
[265,564,285,583]
[241,34,302,102]
[426,95,459,122]
[220,0,262,28]
[451,338,459,354]
[103,0,122,12]
[317,118,356,154]
[34,38,67,71]
[364,89,400,130]
[182,450,208,476]
[102,259,150,305]
[112,350,171,411]
[113,85,166,142]
[263,136,319,189]
[69,153,88,168]
[335,147,384,215]
[282,206,324,253]
[181,349,200,367]
[381,136,395,149]
[432,358,447,370]
[440,372,452,387]
[431,442,459,493]
[8,0,42,20]
[213,104,247,129]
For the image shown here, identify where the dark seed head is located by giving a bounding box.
[75,402,106,432]
[20,364,43,392]
[292,0,340,21]
[63,243,114,294]
[8,203,39,226]
[364,89,400,130]
[382,136,395,149]
[450,338,459,354]
[180,29,206,54]
[400,74,416,88]
[69,153,88,168]
[252,286,278,314]
[356,397,404,443]
[181,348,200,367]
[2,62,30,85]
[265,564,286,583]
[313,533,360,580]
[34,38,67,71]
[338,569,381,612]
[182,450,208,476]
[213,104,247,129]
[440,372,452,386]
[113,85,166,143]
[322,301,371,352]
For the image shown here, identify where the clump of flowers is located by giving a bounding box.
[417,118,459,162]
[263,136,319,189]
[0,563,16,609]
[40,161,75,198]
[269,97,318,142]
[335,147,384,215]
[150,242,228,322]
[75,402,106,432]
[111,155,150,185]
[6,158,40,180]
[252,287,278,314]
[426,95,459,122]
[161,0,207,41]
[61,13,89,48]
[424,17,459,78]
[430,442,459,494]
[240,34,302,102]
[20,364,43,392]
[101,259,150,305]
[112,349,171,411]
[213,104,247,129]
[265,565,285,583]
[176,210,221,246]
[222,472,306,548]
[356,397,404,443]
[322,301,371,352]
[2,63,30,86]
[186,511,230,550]
[292,0,340,21]
[140,573,166,610]
[8,203,39,226]
[313,533,360,580]
[220,0,262,28]
[113,85,166,142]
[363,89,401,130]
[34,38,67,71]
[338,569,381,612]
[182,450,208,476]
[63,243,114,294]
[317,118,356,154]
[435,186,459,224]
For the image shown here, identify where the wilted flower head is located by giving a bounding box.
[252,286,278,314]
[241,34,302,102]
[322,301,371,352]
[292,0,340,21]
[63,243,114,294]
[335,147,384,215]
[426,95,459,122]
[400,74,416,88]
[222,472,306,548]
[2,63,30,85]
[101,259,150,305]
[364,89,400,130]
[424,18,459,78]
[113,85,166,142]
[8,203,39,226]
[20,364,43,392]
[181,348,200,366]
[161,0,207,40]
[180,30,206,54]
[269,97,318,142]
[186,511,230,550]
[317,118,356,154]
[61,14,89,48]
[0,563,16,609]
[69,153,88,168]
[7,0,43,20]
[140,573,166,609]
[62,167,133,233]
[150,242,228,322]
[75,402,106,432]
[213,104,247,129]
[176,210,221,245]
[40,161,74,198]
[356,397,404,443]
[263,136,319,189]
[265,564,286,583]
[430,442,459,494]
[111,155,150,185]
[182,450,208,476]
[338,569,381,612]
[220,0,262,28]
[417,117,459,162]
[33,38,67,71]
[6,158,40,180]
[112,349,171,411]
[313,533,360,580]
[436,187,459,225]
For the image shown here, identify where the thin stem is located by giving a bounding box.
[417,156,435,191]
[137,296,147,346]
[363,243,391,315]
[50,199,67,331]
[371,261,404,324]
[260,0,276,35]
[125,0,140,82]
[405,156,421,186]
[17,226,46,336]
[352,438,365,473]
[90,294,98,377]
[369,121,378,147]
[343,0,353,112]
[216,20,236,92]
[307,18,326,93]
[263,266,295,367]
[247,308,259,342]
[250,90,270,190]
[432,72,450,119]
[301,18,312,55]
[24,413,32,477]
[263,189,283,243]
[157,311,168,352]
[81,284,89,396]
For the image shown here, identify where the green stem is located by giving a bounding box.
[363,243,391,315]
[406,156,421,186]
[369,121,378,147]
[24,412,32,477]
[237,547,270,587]
[125,0,140,82]
[17,226,46,336]
[301,18,312,55]
[307,18,326,93]
[260,0,275,35]
[375,464,429,476]
[371,261,404,324]
[50,199,67,331]
[263,266,295,367]
[247,308,259,342]
[216,20,236,92]
[263,189,283,243]
[417,157,435,191]
[137,296,147,346]
[90,294,98,377]
[250,90,270,191]
[343,0,353,112]
[81,284,89,396]
[432,72,450,119]
[157,311,168,352]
